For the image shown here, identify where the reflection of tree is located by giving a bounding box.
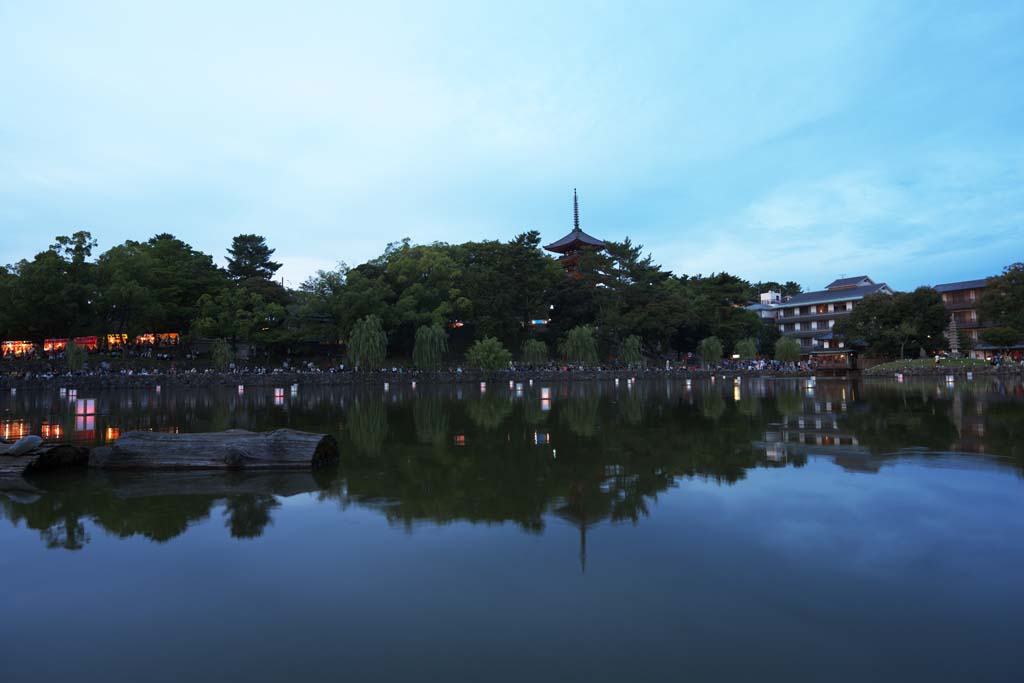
[0,471,328,550]
[347,398,388,456]
[775,389,804,417]
[561,395,600,437]
[618,390,645,426]
[413,395,449,446]
[466,392,514,430]
[699,389,726,421]
[223,494,280,538]
[521,396,548,426]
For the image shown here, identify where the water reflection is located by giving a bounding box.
[3,377,1024,552]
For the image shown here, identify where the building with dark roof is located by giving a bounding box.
[772,276,893,363]
[932,276,1024,358]
[544,189,605,274]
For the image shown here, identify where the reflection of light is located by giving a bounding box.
[509,380,514,389]
[733,386,741,402]
[615,378,619,386]
[155,385,161,393]
[411,381,416,390]
[453,434,466,446]
[238,385,245,394]
[75,415,95,432]
[274,387,285,406]
[383,382,389,392]
[40,422,63,440]
[529,379,533,387]
[807,388,815,398]
[541,399,551,412]
[105,426,120,442]
[540,387,551,400]
[480,382,486,393]
[2,420,29,440]
[533,431,551,445]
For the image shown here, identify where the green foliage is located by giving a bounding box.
[65,339,87,372]
[697,336,723,366]
[209,338,233,370]
[193,286,287,347]
[227,234,281,280]
[774,336,801,363]
[347,398,388,456]
[982,326,1022,350]
[559,325,599,366]
[466,336,512,371]
[521,339,548,365]
[413,324,448,370]
[981,263,1024,342]
[832,288,948,359]
[619,335,644,366]
[466,391,514,430]
[347,315,388,369]
[735,337,758,360]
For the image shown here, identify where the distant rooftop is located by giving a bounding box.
[825,275,874,290]
[934,278,989,293]
[780,282,891,307]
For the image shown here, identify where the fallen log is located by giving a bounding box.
[0,442,91,481]
[89,429,339,470]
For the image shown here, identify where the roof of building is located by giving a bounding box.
[934,278,989,293]
[778,282,891,308]
[825,275,874,289]
[744,303,776,311]
[544,189,606,254]
[544,227,606,253]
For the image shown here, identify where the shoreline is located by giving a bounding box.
[2,364,1019,390]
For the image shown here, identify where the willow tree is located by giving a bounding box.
[210,337,233,370]
[348,314,387,370]
[66,339,87,372]
[521,339,548,365]
[466,336,512,372]
[735,337,758,360]
[774,336,801,363]
[697,336,723,367]
[559,325,599,366]
[413,323,447,370]
[619,335,644,367]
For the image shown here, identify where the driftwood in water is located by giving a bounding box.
[0,442,91,481]
[89,429,339,470]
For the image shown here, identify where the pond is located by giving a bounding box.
[2,377,1023,682]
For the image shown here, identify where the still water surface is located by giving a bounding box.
[2,377,1023,682]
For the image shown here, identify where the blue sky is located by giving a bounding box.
[1,0,1022,291]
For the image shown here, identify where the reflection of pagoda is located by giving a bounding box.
[552,494,604,574]
[544,189,606,275]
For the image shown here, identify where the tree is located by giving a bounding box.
[521,339,548,365]
[466,336,512,371]
[193,286,287,349]
[619,335,644,367]
[832,288,947,359]
[735,337,758,360]
[981,263,1024,342]
[413,324,447,370]
[560,325,599,366]
[982,327,1021,353]
[210,338,233,370]
[347,314,387,369]
[775,336,801,363]
[66,339,87,372]
[226,234,281,280]
[697,336,723,367]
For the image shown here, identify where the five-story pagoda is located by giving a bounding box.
[544,189,606,274]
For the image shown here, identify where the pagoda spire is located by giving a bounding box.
[573,188,580,232]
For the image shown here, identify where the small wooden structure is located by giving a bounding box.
[89,429,338,470]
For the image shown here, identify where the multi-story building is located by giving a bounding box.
[745,291,782,322]
[933,279,988,357]
[772,275,893,362]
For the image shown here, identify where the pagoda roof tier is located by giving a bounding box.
[544,228,606,253]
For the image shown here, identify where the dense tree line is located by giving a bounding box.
[2,228,801,363]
